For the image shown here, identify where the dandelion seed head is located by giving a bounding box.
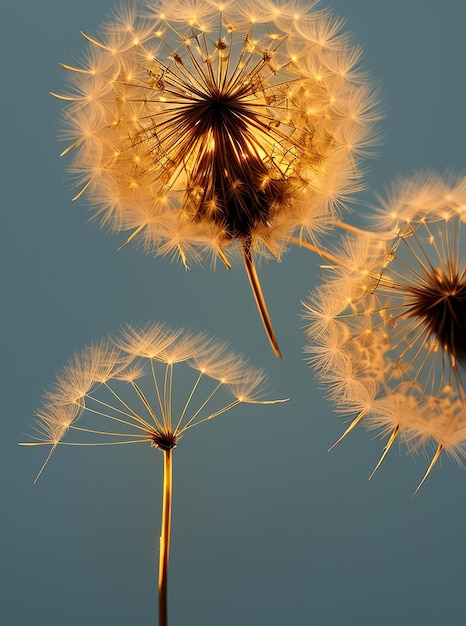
[57,0,378,263]
[304,173,466,488]
[150,428,179,450]
[25,323,284,479]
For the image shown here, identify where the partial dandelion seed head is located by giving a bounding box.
[304,172,466,488]
[56,0,379,264]
[25,322,284,479]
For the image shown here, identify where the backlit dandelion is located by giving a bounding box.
[303,173,466,493]
[22,322,286,625]
[55,0,379,357]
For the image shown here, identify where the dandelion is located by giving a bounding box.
[303,172,466,493]
[55,0,378,357]
[22,322,286,625]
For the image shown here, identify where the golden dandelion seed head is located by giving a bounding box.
[304,172,466,486]
[26,322,281,477]
[57,0,379,262]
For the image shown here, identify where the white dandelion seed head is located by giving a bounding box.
[56,0,379,264]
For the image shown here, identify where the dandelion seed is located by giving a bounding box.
[55,0,378,356]
[21,322,286,625]
[303,173,466,493]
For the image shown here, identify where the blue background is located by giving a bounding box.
[2,1,466,624]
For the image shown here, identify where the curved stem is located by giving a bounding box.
[158,449,173,626]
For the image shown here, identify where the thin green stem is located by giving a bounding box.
[158,449,172,626]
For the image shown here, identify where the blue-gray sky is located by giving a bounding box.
[3,1,466,624]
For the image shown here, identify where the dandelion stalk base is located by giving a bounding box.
[158,448,172,626]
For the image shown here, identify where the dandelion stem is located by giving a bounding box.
[334,221,383,238]
[242,242,282,359]
[289,237,345,267]
[158,448,172,626]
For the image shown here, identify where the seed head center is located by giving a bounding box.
[406,267,466,363]
[151,429,178,451]
[185,85,292,238]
